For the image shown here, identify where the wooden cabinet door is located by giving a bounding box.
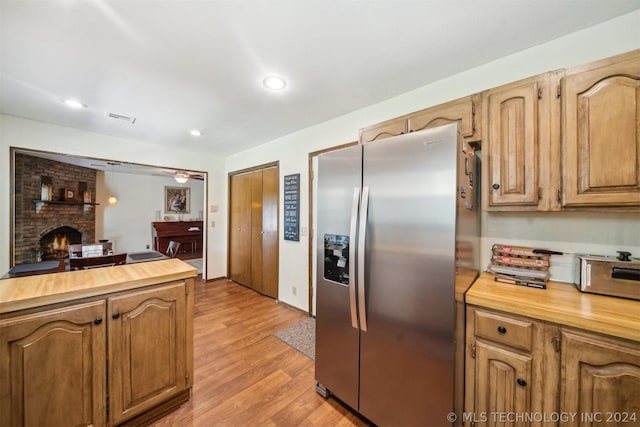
[563,50,640,206]
[108,281,187,425]
[407,94,480,142]
[474,340,533,426]
[359,117,407,143]
[229,172,253,285]
[561,330,640,426]
[485,77,540,207]
[0,301,106,427]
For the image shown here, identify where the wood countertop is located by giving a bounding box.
[466,272,640,342]
[0,258,197,315]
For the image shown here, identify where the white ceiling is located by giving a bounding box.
[1,0,639,158]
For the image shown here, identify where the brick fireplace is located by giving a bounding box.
[14,153,97,264]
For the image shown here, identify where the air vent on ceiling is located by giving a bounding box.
[105,112,136,124]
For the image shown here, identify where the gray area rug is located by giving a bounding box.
[274,317,315,360]
[183,258,202,274]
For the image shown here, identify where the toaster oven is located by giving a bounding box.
[576,252,640,300]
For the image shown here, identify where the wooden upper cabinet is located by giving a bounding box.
[359,116,407,143]
[562,49,640,207]
[482,72,562,211]
[407,94,481,143]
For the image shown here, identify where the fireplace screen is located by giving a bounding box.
[40,226,82,260]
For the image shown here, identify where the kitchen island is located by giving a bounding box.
[0,258,196,427]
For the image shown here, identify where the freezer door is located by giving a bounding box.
[315,144,362,410]
[359,124,458,426]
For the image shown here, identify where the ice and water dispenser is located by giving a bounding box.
[323,234,349,285]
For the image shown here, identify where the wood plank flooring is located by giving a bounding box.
[153,278,369,426]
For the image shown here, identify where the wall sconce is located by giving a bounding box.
[107,162,118,206]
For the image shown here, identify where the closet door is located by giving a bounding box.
[229,172,252,286]
[261,167,279,298]
[250,171,264,293]
[228,166,279,298]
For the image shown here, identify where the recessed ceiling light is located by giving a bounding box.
[190,129,203,137]
[263,76,287,90]
[62,98,87,109]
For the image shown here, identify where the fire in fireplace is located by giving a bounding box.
[40,226,82,260]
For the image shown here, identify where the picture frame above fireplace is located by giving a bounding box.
[63,188,76,201]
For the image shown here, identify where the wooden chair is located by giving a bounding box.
[69,253,127,270]
[166,241,181,258]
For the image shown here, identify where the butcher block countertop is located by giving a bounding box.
[0,258,197,315]
[467,272,640,342]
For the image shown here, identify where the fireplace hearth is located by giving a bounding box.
[39,226,82,260]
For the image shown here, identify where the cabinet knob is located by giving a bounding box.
[93,317,103,325]
[517,378,527,387]
[112,312,120,319]
[492,183,500,190]
[497,325,507,334]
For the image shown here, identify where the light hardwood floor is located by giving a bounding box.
[153,278,369,426]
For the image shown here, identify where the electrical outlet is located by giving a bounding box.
[292,286,297,295]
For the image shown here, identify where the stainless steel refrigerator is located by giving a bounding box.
[315,123,480,426]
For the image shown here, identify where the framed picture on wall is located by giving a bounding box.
[165,186,190,214]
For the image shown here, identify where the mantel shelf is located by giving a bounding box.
[32,200,100,213]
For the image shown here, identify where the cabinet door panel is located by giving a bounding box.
[407,95,480,142]
[475,340,532,426]
[563,50,640,206]
[561,330,640,426]
[487,80,539,206]
[109,282,186,425]
[0,301,106,427]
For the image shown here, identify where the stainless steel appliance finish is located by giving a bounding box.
[576,253,640,300]
[315,124,480,426]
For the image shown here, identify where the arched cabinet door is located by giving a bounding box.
[560,329,640,425]
[0,300,107,427]
[562,49,640,207]
[108,281,187,425]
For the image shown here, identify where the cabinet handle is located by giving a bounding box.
[517,378,527,387]
[112,312,120,319]
[492,183,500,190]
[497,325,507,334]
[93,317,103,325]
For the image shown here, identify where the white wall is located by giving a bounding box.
[0,114,227,278]
[95,171,204,253]
[2,11,639,311]
[226,10,640,311]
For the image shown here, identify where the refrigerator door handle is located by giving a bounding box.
[357,186,369,332]
[348,187,360,329]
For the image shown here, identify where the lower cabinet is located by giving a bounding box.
[560,330,640,427]
[108,282,189,425]
[466,306,640,427]
[465,307,546,426]
[0,301,107,427]
[0,279,193,427]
